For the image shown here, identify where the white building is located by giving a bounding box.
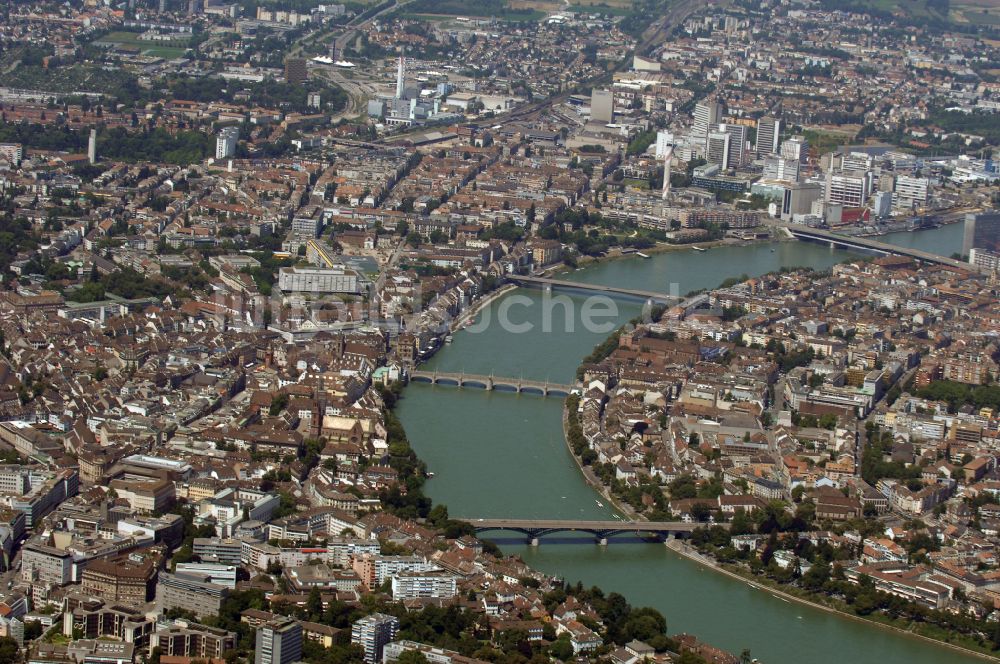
[0,143,23,166]
[692,101,722,138]
[277,266,361,294]
[215,127,239,160]
[351,614,399,664]
[390,570,457,600]
[762,156,799,182]
[825,170,870,207]
[780,135,808,163]
[970,248,1000,272]
[894,175,929,211]
[174,563,238,589]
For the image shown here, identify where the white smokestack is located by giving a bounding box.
[661,145,673,201]
[396,56,405,99]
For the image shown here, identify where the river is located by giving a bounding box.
[396,223,982,664]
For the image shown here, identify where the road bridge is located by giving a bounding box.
[784,225,977,272]
[409,371,575,396]
[465,519,721,545]
[508,275,682,303]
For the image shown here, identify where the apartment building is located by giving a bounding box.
[152,620,238,659]
[255,618,302,664]
[390,570,458,600]
[351,614,399,664]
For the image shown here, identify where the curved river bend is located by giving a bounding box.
[397,225,984,664]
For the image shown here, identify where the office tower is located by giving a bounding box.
[590,89,614,123]
[780,135,808,163]
[893,175,928,211]
[215,127,239,160]
[284,58,308,85]
[841,151,873,172]
[755,116,780,155]
[963,212,1000,255]
[873,191,892,218]
[87,129,97,165]
[722,123,747,168]
[308,92,322,110]
[159,0,167,12]
[395,56,406,99]
[706,131,731,169]
[762,156,799,182]
[778,182,822,221]
[157,572,229,619]
[255,619,302,664]
[824,170,870,207]
[692,101,722,138]
[351,613,399,664]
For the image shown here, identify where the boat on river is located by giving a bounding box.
[692,246,706,252]
[636,252,650,259]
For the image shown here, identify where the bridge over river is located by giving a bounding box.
[464,518,723,545]
[408,371,575,396]
[784,225,978,272]
[508,275,683,303]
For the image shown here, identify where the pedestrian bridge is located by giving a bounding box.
[508,275,682,303]
[409,371,575,396]
[464,518,722,544]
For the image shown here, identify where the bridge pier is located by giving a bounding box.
[598,537,608,546]
[529,537,539,546]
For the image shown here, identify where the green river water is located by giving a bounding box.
[396,224,983,664]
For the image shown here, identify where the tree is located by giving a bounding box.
[396,652,429,664]
[24,620,43,641]
[0,637,20,664]
[669,475,697,499]
[428,504,449,527]
[548,635,573,661]
[622,607,667,642]
[306,587,323,620]
[690,503,712,522]
[791,485,806,503]
[269,393,289,416]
